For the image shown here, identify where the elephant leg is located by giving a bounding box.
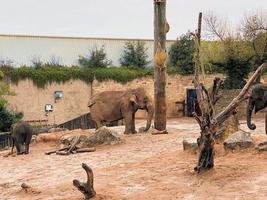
[123,113,133,134]
[24,133,32,154]
[14,139,22,155]
[25,144,30,154]
[131,112,137,134]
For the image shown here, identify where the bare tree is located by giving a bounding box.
[242,11,267,37]
[203,12,230,41]
[242,11,267,64]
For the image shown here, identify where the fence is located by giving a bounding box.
[0,113,124,150]
[0,132,11,150]
[57,112,124,130]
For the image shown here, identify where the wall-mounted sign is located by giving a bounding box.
[54,91,64,102]
[45,104,53,112]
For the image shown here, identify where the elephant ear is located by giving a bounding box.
[130,95,137,104]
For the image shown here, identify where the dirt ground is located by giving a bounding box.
[1,118,267,200]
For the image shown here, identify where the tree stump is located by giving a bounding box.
[73,163,96,199]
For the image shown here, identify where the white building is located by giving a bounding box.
[0,34,175,67]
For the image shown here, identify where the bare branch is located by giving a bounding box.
[73,163,96,199]
[203,12,228,41]
[214,63,266,125]
[242,11,267,39]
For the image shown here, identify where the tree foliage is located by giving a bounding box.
[168,33,195,75]
[242,11,267,66]
[78,46,111,68]
[0,71,23,131]
[0,103,23,132]
[217,39,254,89]
[203,12,256,89]
[120,41,150,68]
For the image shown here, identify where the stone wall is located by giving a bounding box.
[5,73,267,125]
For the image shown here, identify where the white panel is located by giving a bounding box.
[0,35,175,67]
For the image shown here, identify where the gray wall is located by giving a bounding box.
[0,34,175,67]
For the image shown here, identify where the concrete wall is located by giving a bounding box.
[4,74,227,125]
[5,79,92,125]
[5,73,267,125]
[0,34,175,67]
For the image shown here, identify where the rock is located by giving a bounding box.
[183,140,198,154]
[59,127,121,148]
[48,127,68,133]
[223,130,254,151]
[255,141,267,152]
[139,127,168,135]
[33,127,50,135]
[215,115,239,142]
[31,135,37,143]
[85,127,121,147]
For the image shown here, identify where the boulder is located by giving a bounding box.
[48,127,68,133]
[138,127,168,135]
[59,127,121,148]
[223,130,254,151]
[182,140,198,154]
[255,141,267,152]
[85,127,121,147]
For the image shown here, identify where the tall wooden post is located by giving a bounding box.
[154,0,168,131]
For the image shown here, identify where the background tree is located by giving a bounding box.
[0,70,23,131]
[242,11,267,67]
[203,12,254,89]
[78,46,111,68]
[120,41,150,68]
[168,33,195,75]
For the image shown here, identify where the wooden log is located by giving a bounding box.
[76,147,96,153]
[66,136,80,155]
[56,151,69,155]
[154,0,167,131]
[45,145,71,155]
[73,163,96,199]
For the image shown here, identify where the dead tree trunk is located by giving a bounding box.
[194,63,266,173]
[73,163,96,199]
[154,0,169,131]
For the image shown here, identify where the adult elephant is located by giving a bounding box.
[88,87,154,134]
[11,121,33,155]
[247,83,267,134]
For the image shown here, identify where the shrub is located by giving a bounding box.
[0,102,23,132]
[214,39,254,89]
[168,33,195,75]
[120,41,150,68]
[78,46,111,68]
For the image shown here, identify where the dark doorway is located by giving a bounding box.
[186,88,197,117]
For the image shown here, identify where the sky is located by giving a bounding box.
[0,0,266,40]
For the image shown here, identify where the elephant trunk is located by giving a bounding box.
[247,97,256,130]
[144,102,154,131]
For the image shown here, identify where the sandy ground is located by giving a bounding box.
[0,118,267,200]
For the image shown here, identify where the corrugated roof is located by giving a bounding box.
[0,34,176,42]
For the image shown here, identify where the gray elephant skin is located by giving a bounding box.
[88,87,154,134]
[247,83,267,134]
[11,121,33,155]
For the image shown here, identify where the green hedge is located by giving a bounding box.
[1,66,181,88]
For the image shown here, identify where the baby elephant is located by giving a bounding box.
[10,121,33,155]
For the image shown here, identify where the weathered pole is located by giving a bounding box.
[197,12,202,45]
[154,0,168,131]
